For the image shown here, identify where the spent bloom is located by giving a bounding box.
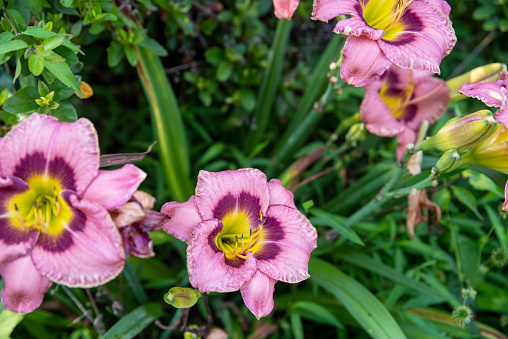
[161,169,317,319]
[273,0,299,19]
[360,64,449,159]
[0,113,146,313]
[459,70,508,127]
[311,0,456,87]
[111,190,167,258]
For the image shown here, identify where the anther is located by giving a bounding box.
[230,235,239,255]
[241,234,245,253]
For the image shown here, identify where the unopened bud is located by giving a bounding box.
[490,247,508,267]
[329,61,337,71]
[435,149,461,173]
[461,287,477,300]
[423,110,498,152]
[345,123,366,147]
[451,305,473,326]
[163,287,201,309]
[447,63,506,101]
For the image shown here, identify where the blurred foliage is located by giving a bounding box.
[1,0,508,338]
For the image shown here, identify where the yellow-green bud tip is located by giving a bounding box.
[435,149,462,173]
[163,287,201,309]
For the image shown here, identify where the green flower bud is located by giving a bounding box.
[451,305,473,326]
[183,325,199,339]
[345,122,366,147]
[435,149,461,173]
[163,287,201,309]
[424,110,498,152]
[461,287,477,300]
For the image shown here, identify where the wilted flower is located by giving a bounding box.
[111,190,166,258]
[161,169,317,319]
[360,65,450,159]
[273,0,299,19]
[423,110,498,152]
[311,0,456,87]
[0,113,146,313]
[460,70,508,126]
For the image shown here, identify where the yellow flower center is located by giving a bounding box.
[362,0,414,40]
[9,176,72,235]
[216,211,263,260]
[380,72,415,119]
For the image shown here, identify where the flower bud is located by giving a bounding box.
[447,63,506,101]
[424,110,498,152]
[434,149,461,173]
[164,287,201,309]
[345,123,366,147]
[451,305,473,326]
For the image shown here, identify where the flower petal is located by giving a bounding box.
[0,176,39,265]
[0,114,99,196]
[311,0,359,21]
[361,76,406,136]
[459,80,505,108]
[377,1,456,74]
[120,224,155,258]
[240,271,276,319]
[187,219,257,292]
[196,169,270,226]
[273,0,299,19]
[82,164,146,211]
[161,196,202,244]
[495,92,508,127]
[422,0,451,16]
[267,179,296,209]
[404,75,450,130]
[504,181,508,211]
[0,255,52,313]
[341,36,392,87]
[31,195,125,287]
[256,205,317,283]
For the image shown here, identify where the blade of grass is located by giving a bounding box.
[135,45,193,202]
[243,19,292,154]
[102,303,163,339]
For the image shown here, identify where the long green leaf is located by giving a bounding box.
[101,303,163,339]
[0,39,28,54]
[44,61,81,97]
[310,208,364,246]
[309,257,407,339]
[336,250,459,307]
[135,45,193,201]
[243,19,292,154]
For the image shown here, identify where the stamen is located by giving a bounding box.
[230,235,239,254]
[55,194,62,217]
[241,234,245,253]
[235,252,254,260]
[13,204,27,227]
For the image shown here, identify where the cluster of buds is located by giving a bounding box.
[421,110,502,174]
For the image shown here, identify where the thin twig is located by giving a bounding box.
[165,61,204,74]
[293,166,337,191]
[61,286,97,331]
[3,6,20,37]
[85,289,105,336]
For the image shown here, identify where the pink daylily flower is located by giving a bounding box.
[0,113,146,313]
[361,64,450,159]
[459,70,508,127]
[311,0,456,87]
[160,169,317,319]
[112,190,167,258]
[273,0,300,19]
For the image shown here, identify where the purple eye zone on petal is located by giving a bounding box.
[13,152,77,192]
[0,179,35,244]
[36,207,86,253]
[212,191,262,228]
[384,10,422,46]
[254,216,283,261]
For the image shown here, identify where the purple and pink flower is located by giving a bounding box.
[0,113,146,313]
[161,169,317,319]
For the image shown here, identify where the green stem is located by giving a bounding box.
[243,19,292,154]
[449,220,464,285]
[476,222,496,267]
